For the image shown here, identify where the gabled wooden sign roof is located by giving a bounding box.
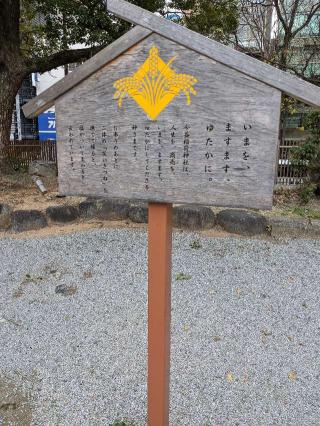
[23,0,320,118]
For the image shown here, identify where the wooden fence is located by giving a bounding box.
[2,140,57,169]
[276,138,306,186]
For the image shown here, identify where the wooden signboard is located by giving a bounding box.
[56,34,280,210]
[23,2,320,425]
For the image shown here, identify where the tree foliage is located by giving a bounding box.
[0,0,239,148]
[291,111,320,201]
[17,0,239,75]
[167,0,239,42]
[19,0,166,73]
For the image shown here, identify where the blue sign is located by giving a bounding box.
[166,12,181,22]
[38,111,56,140]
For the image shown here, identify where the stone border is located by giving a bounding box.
[1,199,320,238]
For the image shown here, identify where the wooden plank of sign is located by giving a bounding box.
[107,0,320,108]
[22,26,152,118]
[56,33,281,210]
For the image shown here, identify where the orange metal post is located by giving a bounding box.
[148,202,172,426]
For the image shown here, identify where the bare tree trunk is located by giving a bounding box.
[0,0,23,153]
[0,67,22,148]
[0,68,26,175]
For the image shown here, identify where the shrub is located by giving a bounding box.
[291,111,320,203]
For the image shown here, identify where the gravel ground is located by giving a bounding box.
[0,228,319,425]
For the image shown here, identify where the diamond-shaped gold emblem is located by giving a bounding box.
[113,46,198,120]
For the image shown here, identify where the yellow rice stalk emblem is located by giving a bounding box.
[113,46,198,120]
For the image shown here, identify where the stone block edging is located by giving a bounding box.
[1,200,320,238]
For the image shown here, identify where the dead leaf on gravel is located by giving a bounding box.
[236,288,242,297]
[261,329,272,344]
[288,371,297,381]
[226,372,235,383]
[55,284,77,296]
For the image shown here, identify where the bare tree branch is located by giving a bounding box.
[25,46,103,74]
[274,0,289,31]
[292,4,320,37]
[236,0,320,81]
[288,0,300,31]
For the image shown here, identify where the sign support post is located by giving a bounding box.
[148,202,172,426]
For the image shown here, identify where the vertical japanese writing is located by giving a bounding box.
[68,125,75,170]
[169,125,177,174]
[101,126,108,192]
[158,152,163,181]
[132,124,138,160]
[158,127,162,146]
[79,124,86,183]
[243,123,252,170]
[224,136,232,146]
[157,126,163,181]
[169,152,176,174]
[145,125,150,190]
[183,124,190,173]
[170,125,176,145]
[90,125,96,164]
[62,118,262,200]
[113,125,119,169]
[223,122,232,175]
[205,124,214,181]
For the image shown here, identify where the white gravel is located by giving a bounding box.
[0,228,319,425]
